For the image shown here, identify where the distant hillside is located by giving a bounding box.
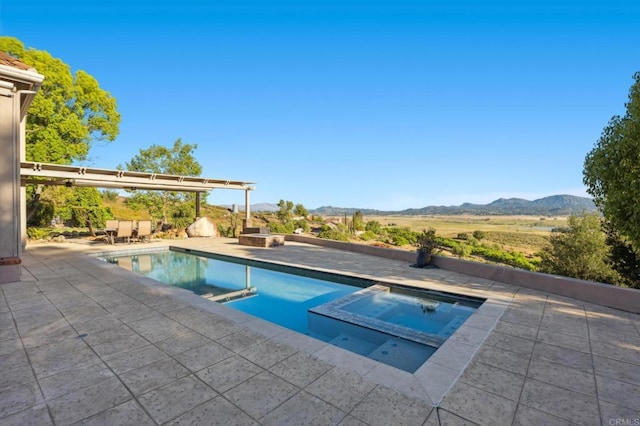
[311,195,597,216]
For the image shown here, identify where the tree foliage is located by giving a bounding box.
[124,139,202,226]
[539,213,618,283]
[0,37,120,164]
[277,200,294,223]
[584,72,640,252]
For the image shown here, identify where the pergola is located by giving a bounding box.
[20,161,256,219]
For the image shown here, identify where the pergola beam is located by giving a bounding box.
[20,161,255,192]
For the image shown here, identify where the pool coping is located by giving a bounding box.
[92,245,510,405]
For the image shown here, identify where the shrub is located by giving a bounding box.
[360,230,377,241]
[27,227,50,240]
[269,222,295,234]
[457,233,469,240]
[472,230,487,240]
[318,225,349,241]
[452,244,472,257]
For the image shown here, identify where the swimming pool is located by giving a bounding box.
[101,247,484,372]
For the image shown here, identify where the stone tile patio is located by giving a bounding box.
[0,238,638,425]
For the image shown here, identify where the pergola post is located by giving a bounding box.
[0,55,43,284]
[243,187,252,229]
[195,192,201,219]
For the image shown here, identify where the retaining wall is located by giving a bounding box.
[285,234,640,314]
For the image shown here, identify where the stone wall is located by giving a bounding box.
[285,234,640,314]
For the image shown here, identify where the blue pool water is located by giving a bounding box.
[101,248,483,372]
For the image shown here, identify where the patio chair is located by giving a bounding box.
[115,220,133,244]
[136,220,152,242]
[105,220,119,244]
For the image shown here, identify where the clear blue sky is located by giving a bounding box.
[2,1,639,210]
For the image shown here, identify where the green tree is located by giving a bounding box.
[0,37,120,164]
[0,37,120,225]
[293,203,308,217]
[276,200,294,223]
[352,210,365,232]
[539,213,618,283]
[124,139,202,226]
[584,72,640,252]
[603,221,640,288]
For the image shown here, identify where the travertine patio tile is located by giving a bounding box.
[26,335,88,362]
[168,395,256,426]
[112,305,162,323]
[119,357,190,396]
[0,326,18,343]
[589,327,640,346]
[527,359,596,397]
[439,381,517,426]
[0,404,52,426]
[349,385,432,426]
[519,378,600,425]
[156,329,208,355]
[338,415,369,425]
[128,315,193,343]
[535,329,590,353]
[0,338,21,356]
[20,324,78,348]
[77,323,137,347]
[239,338,297,369]
[598,400,640,426]
[0,364,36,392]
[472,345,530,376]
[47,377,132,425]
[530,341,593,373]
[77,399,155,426]
[593,355,640,384]
[590,339,640,365]
[484,331,535,356]
[196,354,264,393]
[90,333,149,359]
[512,404,571,426]
[305,367,376,413]
[69,315,125,336]
[0,311,14,329]
[539,317,589,338]
[104,344,168,374]
[137,375,218,424]
[435,408,479,425]
[595,374,640,410]
[31,345,101,378]
[270,351,333,388]
[499,307,543,326]
[261,390,347,425]
[0,381,44,419]
[224,371,299,420]
[458,359,525,402]
[216,327,267,352]
[174,341,234,372]
[39,361,115,400]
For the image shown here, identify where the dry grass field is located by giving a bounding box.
[363,214,568,255]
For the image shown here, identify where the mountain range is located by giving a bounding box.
[247,195,596,216]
